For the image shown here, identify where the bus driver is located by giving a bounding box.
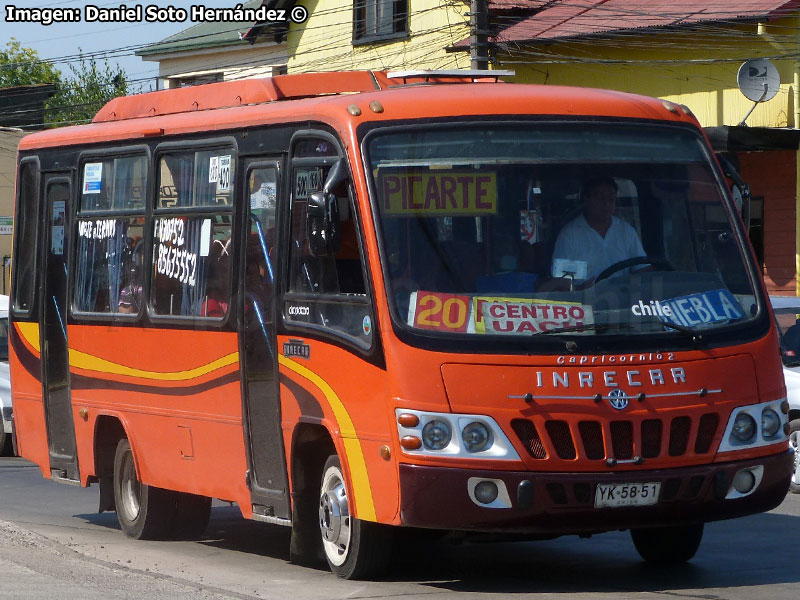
[551,175,646,286]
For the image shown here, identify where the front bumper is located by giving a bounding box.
[399,450,793,534]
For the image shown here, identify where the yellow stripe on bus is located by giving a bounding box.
[278,355,377,522]
[16,322,41,353]
[16,322,236,382]
[68,349,239,381]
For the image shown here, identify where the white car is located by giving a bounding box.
[770,295,800,493]
[0,294,13,456]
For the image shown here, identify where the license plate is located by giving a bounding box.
[594,482,661,508]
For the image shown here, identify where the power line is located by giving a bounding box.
[7,0,800,128]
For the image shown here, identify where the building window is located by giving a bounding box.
[167,73,224,89]
[353,0,408,43]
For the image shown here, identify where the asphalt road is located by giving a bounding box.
[1,455,799,599]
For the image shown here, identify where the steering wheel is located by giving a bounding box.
[595,255,674,283]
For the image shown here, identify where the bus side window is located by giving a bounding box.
[74,217,145,314]
[150,216,233,318]
[150,148,236,320]
[73,154,148,316]
[12,161,39,313]
[285,156,371,343]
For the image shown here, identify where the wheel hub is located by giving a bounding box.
[319,483,349,545]
[119,451,141,521]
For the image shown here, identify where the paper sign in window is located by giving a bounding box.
[83,163,102,194]
[200,218,211,257]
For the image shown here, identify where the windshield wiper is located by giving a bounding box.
[653,319,704,342]
[534,322,633,335]
[535,320,704,342]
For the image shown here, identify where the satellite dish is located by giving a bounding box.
[737,59,780,103]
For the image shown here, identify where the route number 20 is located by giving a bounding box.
[413,292,470,332]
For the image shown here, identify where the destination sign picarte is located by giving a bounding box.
[380,172,498,216]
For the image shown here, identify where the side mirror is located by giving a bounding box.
[323,158,347,194]
[306,191,340,256]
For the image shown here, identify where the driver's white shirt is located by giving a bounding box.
[552,215,646,281]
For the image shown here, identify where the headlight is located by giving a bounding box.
[395,409,520,460]
[731,413,756,442]
[422,419,452,450]
[761,408,781,438]
[719,400,788,453]
[462,422,493,453]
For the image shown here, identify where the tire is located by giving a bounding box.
[789,419,800,494]
[113,438,177,540]
[171,492,212,539]
[318,455,391,579]
[631,523,703,563]
[0,427,10,457]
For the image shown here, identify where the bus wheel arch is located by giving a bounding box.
[288,423,335,567]
[94,415,128,513]
[112,437,178,540]
[318,454,392,579]
[289,422,392,579]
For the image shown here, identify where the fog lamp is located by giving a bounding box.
[732,469,756,494]
[761,408,781,438]
[474,480,499,504]
[731,413,756,442]
[422,419,452,450]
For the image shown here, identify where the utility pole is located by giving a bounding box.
[470,0,489,70]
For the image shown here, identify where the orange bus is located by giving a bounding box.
[10,70,793,579]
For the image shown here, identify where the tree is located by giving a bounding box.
[0,39,130,128]
[46,54,129,127]
[0,38,61,88]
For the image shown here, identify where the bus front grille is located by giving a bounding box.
[510,413,721,463]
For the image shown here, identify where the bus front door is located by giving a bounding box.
[240,161,290,521]
[40,175,78,482]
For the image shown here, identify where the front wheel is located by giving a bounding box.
[318,455,391,579]
[631,523,703,563]
[113,438,177,540]
[789,419,800,494]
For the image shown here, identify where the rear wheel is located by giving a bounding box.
[631,523,703,563]
[0,428,10,457]
[789,419,800,494]
[318,455,391,579]
[113,438,176,540]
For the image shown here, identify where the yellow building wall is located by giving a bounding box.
[0,130,24,296]
[498,18,800,129]
[283,6,799,130]
[286,0,471,73]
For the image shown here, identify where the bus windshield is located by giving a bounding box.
[366,123,759,339]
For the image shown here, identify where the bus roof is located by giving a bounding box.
[19,70,695,151]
